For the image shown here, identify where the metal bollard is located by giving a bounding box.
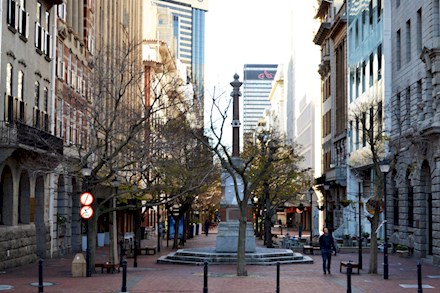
[121,260,128,292]
[346,262,352,293]
[134,240,138,268]
[203,261,208,293]
[276,262,280,293]
[38,258,44,293]
[417,261,423,293]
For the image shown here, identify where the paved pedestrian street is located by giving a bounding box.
[1,229,439,292]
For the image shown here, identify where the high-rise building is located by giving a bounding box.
[242,64,278,136]
[155,0,208,115]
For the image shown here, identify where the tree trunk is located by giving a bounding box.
[236,202,248,276]
[368,211,379,274]
[173,216,179,249]
[237,217,248,276]
[89,213,98,273]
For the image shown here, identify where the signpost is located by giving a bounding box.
[80,191,94,277]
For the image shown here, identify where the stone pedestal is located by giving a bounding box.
[215,221,256,253]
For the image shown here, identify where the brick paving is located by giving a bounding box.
[1,228,440,292]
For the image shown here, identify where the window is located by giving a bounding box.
[43,87,48,112]
[417,9,422,52]
[396,0,400,7]
[396,29,401,69]
[406,20,411,62]
[377,0,382,22]
[57,3,66,21]
[6,63,13,96]
[377,44,382,80]
[378,102,383,134]
[355,117,360,149]
[362,61,366,92]
[369,0,373,29]
[406,87,411,127]
[396,92,401,131]
[369,53,374,87]
[356,67,360,97]
[35,81,40,108]
[349,121,353,151]
[56,97,63,137]
[417,79,422,116]
[66,104,71,144]
[17,71,24,100]
[362,112,367,147]
[393,190,399,225]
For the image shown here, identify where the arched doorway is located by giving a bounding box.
[420,161,433,257]
[35,175,46,258]
[19,171,31,224]
[1,166,14,225]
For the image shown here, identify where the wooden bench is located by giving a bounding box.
[302,245,320,255]
[340,261,360,274]
[138,246,157,255]
[95,262,117,274]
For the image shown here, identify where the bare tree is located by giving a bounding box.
[348,95,388,274]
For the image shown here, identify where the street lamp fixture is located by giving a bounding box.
[82,165,92,277]
[380,161,390,280]
[357,178,363,270]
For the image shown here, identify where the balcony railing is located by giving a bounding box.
[0,121,63,155]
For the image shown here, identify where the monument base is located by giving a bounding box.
[215,221,256,253]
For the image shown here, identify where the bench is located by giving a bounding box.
[138,246,157,255]
[340,261,360,274]
[302,245,320,255]
[95,262,117,274]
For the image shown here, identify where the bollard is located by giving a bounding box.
[417,261,423,293]
[119,240,125,268]
[121,260,128,292]
[203,261,208,293]
[134,240,138,268]
[38,258,44,293]
[346,262,352,293]
[276,262,280,293]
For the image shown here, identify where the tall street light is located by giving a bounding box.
[357,178,363,270]
[323,183,330,230]
[380,161,390,280]
[309,187,314,244]
[81,165,92,277]
[111,177,120,268]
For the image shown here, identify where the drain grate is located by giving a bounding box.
[0,285,14,291]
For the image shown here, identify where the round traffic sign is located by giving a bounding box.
[80,206,94,219]
[80,192,94,205]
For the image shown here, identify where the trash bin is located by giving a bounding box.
[72,253,86,277]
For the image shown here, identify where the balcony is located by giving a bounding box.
[0,121,63,155]
[313,22,331,46]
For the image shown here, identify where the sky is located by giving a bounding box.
[204,0,295,145]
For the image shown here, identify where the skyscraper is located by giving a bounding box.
[155,0,208,114]
[242,64,278,135]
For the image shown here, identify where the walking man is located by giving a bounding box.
[319,227,337,274]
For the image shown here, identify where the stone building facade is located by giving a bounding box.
[389,0,440,264]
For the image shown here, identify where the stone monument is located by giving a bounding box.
[215,74,256,253]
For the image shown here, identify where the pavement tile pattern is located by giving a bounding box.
[1,228,439,292]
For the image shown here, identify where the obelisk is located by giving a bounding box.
[215,74,256,253]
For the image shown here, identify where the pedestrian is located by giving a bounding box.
[204,219,210,236]
[390,229,399,254]
[319,227,337,275]
[298,223,303,239]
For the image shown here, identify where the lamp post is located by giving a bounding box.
[81,165,92,277]
[357,178,363,270]
[380,161,390,280]
[323,183,330,230]
[253,196,259,236]
[309,187,314,244]
[111,177,120,269]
